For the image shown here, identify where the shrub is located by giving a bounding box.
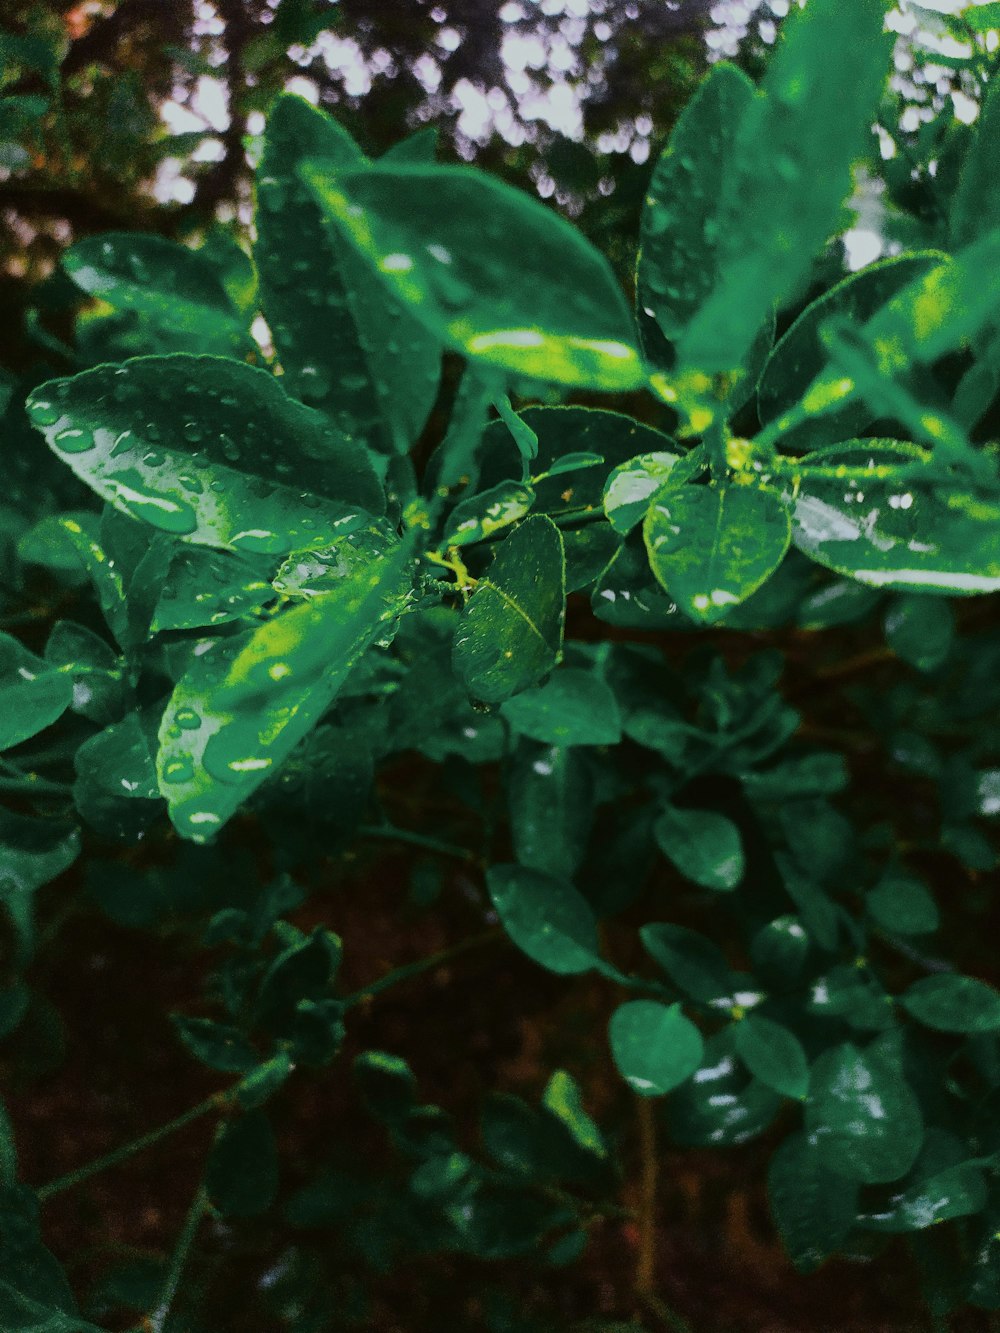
[2,0,1000,1328]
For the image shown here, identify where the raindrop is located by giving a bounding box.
[161,756,195,783]
[183,421,203,443]
[53,426,95,454]
[29,399,61,426]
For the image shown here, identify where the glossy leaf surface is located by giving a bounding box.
[26,356,383,554]
[499,668,621,747]
[486,863,600,975]
[733,1014,809,1101]
[301,161,645,391]
[900,975,1000,1033]
[608,1000,704,1096]
[453,516,565,703]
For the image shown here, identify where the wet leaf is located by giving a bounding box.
[884,594,954,672]
[643,483,791,623]
[453,516,565,704]
[806,1041,923,1184]
[637,60,771,414]
[441,480,535,548]
[0,632,73,751]
[668,1029,783,1147]
[63,231,252,357]
[150,545,274,632]
[26,355,383,554]
[758,253,945,450]
[256,95,439,452]
[506,741,593,881]
[862,1162,987,1232]
[486,862,601,975]
[867,872,939,937]
[900,975,1000,1033]
[608,1000,704,1096]
[603,452,682,534]
[950,74,1000,247]
[678,0,892,377]
[301,161,645,392]
[790,442,1000,594]
[733,1014,809,1100]
[499,668,621,747]
[157,544,413,841]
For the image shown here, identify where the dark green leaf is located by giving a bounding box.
[499,668,621,747]
[654,805,744,891]
[900,974,1000,1033]
[768,1131,858,1272]
[806,1041,923,1184]
[171,1015,258,1073]
[453,516,565,704]
[867,872,939,936]
[603,452,682,535]
[639,922,733,1004]
[643,483,791,622]
[0,632,72,751]
[206,1111,279,1217]
[608,1000,703,1097]
[506,741,593,880]
[733,1014,809,1100]
[27,355,383,553]
[486,862,600,975]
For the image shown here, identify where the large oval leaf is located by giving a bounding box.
[256,95,440,453]
[609,1000,704,1097]
[300,162,644,392]
[486,862,600,975]
[26,356,383,554]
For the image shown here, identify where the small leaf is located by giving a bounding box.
[0,632,72,752]
[643,483,791,623]
[27,356,383,554]
[205,1111,279,1217]
[603,452,682,534]
[733,1014,809,1100]
[768,1131,858,1272]
[506,741,593,880]
[453,516,565,704]
[301,161,645,392]
[806,1041,923,1184]
[884,594,954,672]
[499,668,621,747]
[486,862,601,975]
[900,974,1000,1033]
[171,1015,258,1073]
[441,480,535,548]
[867,872,939,937]
[639,922,733,1005]
[654,805,744,891]
[608,1000,704,1096]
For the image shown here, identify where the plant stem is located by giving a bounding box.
[342,928,503,1008]
[143,1179,212,1333]
[635,1096,658,1297]
[37,1091,228,1202]
[358,822,477,863]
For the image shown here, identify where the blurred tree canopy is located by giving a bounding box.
[1,0,717,369]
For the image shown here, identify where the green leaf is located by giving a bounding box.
[300,161,645,392]
[0,811,80,963]
[669,1029,783,1147]
[506,741,593,880]
[678,0,892,377]
[206,1111,279,1217]
[654,805,744,891]
[806,1041,923,1184]
[541,1070,608,1161]
[0,632,72,751]
[26,355,383,554]
[608,1000,704,1096]
[157,544,413,841]
[19,514,130,648]
[884,594,954,672]
[591,531,684,630]
[637,61,770,414]
[750,915,811,984]
[757,253,945,449]
[639,922,733,1005]
[768,1131,858,1272]
[73,712,162,841]
[867,872,939,936]
[236,1051,293,1110]
[43,620,123,725]
[440,480,535,548]
[453,516,565,704]
[781,234,1000,440]
[272,521,396,599]
[790,442,1000,594]
[150,545,273,632]
[63,232,251,357]
[486,863,601,976]
[643,483,791,623]
[863,1162,987,1232]
[171,1015,258,1073]
[900,974,1000,1033]
[733,1014,809,1100]
[499,668,621,747]
[256,95,439,453]
[603,452,682,535]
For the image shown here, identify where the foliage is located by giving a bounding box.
[1,0,1000,1328]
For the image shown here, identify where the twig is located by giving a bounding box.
[635,1096,659,1298]
[357,822,477,863]
[342,929,504,1008]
